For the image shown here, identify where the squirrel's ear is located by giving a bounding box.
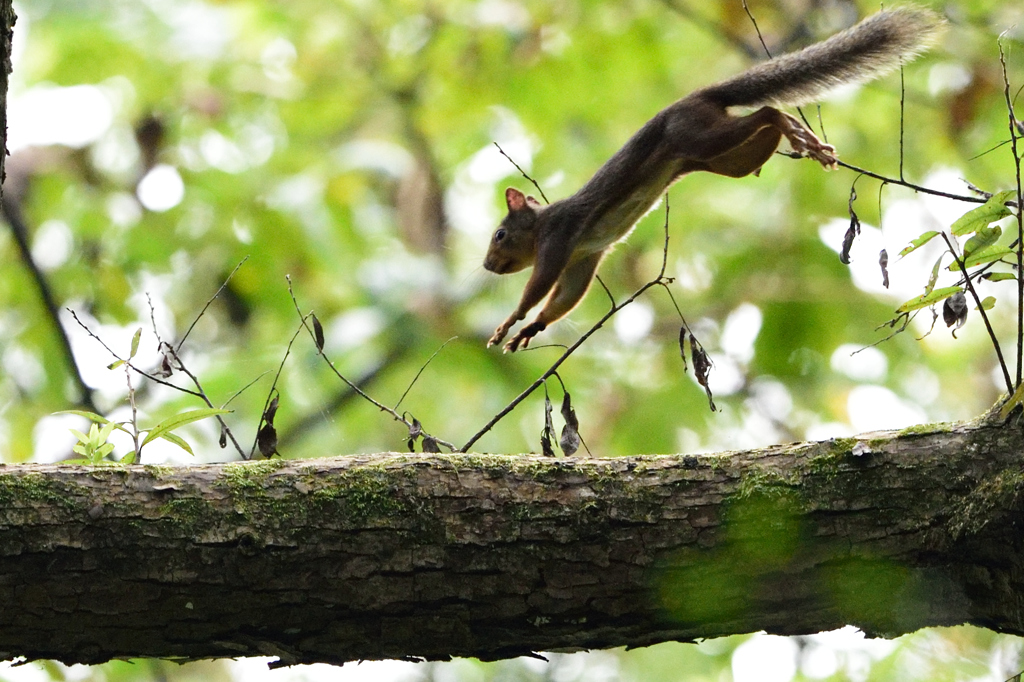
[525,195,542,209]
[505,187,527,211]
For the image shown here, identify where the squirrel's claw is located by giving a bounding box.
[503,321,546,353]
[488,319,514,348]
[777,111,839,170]
[503,334,528,353]
[806,144,839,170]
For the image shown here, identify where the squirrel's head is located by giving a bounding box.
[484,187,543,274]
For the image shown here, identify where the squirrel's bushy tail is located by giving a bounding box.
[702,7,944,108]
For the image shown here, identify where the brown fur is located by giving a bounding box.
[485,7,943,352]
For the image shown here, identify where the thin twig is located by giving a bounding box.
[654,197,691,328]
[941,232,1013,395]
[655,0,761,59]
[69,309,206,398]
[146,293,163,345]
[493,143,549,204]
[658,284,689,329]
[659,194,671,277]
[125,363,141,461]
[876,179,886,229]
[833,159,987,204]
[738,2,823,133]
[740,0,770,58]
[177,256,249,353]
[145,292,248,458]
[394,336,457,411]
[462,195,679,451]
[998,40,1024,388]
[460,276,667,453]
[66,309,120,359]
[286,277,457,452]
[853,311,916,354]
[222,371,272,408]
[277,344,409,450]
[249,318,308,460]
[594,275,616,309]
[899,65,907,183]
[68,306,249,459]
[546,372,593,457]
[968,139,1013,161]
[165,347,248,459]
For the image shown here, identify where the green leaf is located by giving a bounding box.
[97,420,117,444]
[985,272,1017,282]
[1000,381,1024,420]
[54,411,132,436]
[121,451,137,465]
[69,428,90,443]
[140,408,232,447]
[963,225,1002,259]
[978,296,996,311]
[159,431,195,456]
[925,254,944,296]
[97,443,115,458]
[950,191,1015,236]
[896,286,963,313]
[898,231,940,257]
[55,410,109,423]
[949,246,1015,271]
[130,327,142,360]
[107,359,125,370]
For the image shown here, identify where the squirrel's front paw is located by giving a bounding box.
[487,325,510,348]
[503,321,546,353]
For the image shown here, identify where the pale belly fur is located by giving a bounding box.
[572,161,682,258]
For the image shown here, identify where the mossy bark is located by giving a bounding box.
[4,418,1024,665]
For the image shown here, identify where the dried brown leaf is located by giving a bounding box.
[312,313,325,353]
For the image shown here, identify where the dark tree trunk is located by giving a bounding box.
[4,417,1024,666]
[0,0,11,186]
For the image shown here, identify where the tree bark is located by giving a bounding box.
[0,0,12,186]
[4,417,1024,666]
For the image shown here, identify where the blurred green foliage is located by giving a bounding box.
[3,0,1023,461]
[2,0,1024,679]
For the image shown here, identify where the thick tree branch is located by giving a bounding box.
[4,416,1024,666]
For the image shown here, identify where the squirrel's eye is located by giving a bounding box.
[494,229,506,243]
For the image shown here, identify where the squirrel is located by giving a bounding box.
[484,7,943,352]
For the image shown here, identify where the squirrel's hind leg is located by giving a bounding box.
[768,109,837,169]
[685,106,837,175]
[704,125,783,177]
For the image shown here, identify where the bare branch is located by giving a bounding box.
[940,232,1013,395]
[286,277,456,452]
[493,143,549,205]
[998,40,1024,388]
[177,257,249,353]
[394,336,457,412]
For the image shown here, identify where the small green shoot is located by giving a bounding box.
[57,408,229,463]
[68,421,118,464]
